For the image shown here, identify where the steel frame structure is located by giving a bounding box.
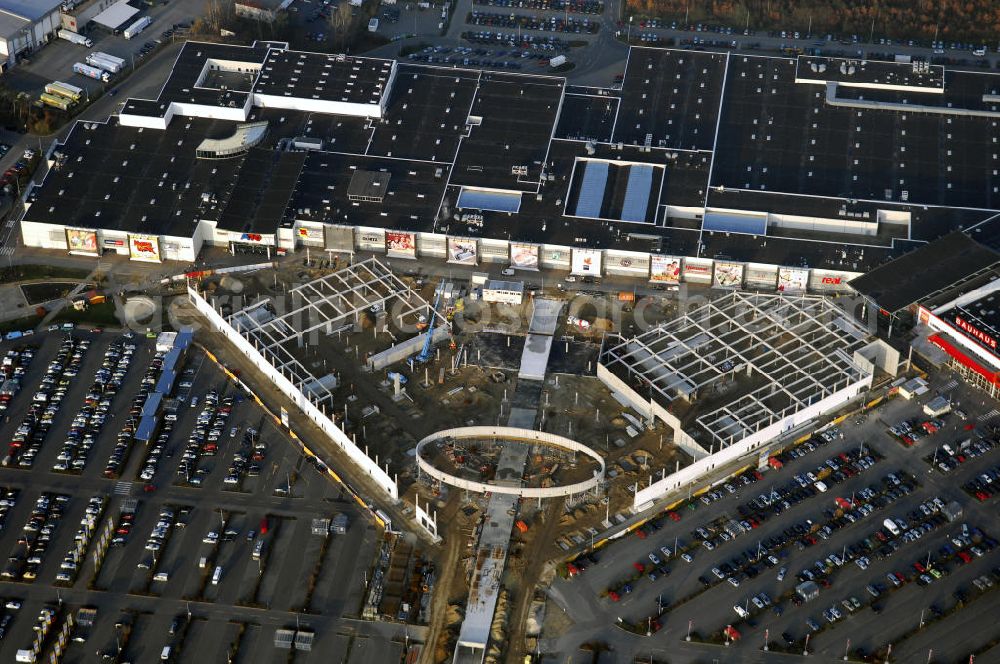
[227,257,437,405]
[600,292,870,449]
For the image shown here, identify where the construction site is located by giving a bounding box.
[188,257,735,664]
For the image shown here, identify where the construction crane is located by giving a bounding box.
[416,280,444,363]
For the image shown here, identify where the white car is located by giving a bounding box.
[734,604,749,619]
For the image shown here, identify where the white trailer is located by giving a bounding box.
[57,29,93,48]
[89,51,124,68]
[123,16,152,39]
[73,62,110,83]
[86,53,122,74]
[549,55,567,67]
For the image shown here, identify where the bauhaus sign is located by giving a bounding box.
[954,314,998,350]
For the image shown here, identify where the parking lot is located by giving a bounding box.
[0,329,390,663]
[546,368,1000,663]
[5,0,203,102]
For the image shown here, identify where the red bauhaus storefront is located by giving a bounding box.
[928,333,1000,397]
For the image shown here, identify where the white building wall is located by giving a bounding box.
[21,219,69,250]
[417,232,446,258]
[809,268,861,293]
[252,93,382,118]
[768,211,877,236]
[160,234,197,262]
[118,108,172,129]
[188,286,399,500]
[478,237,509,263]
[539,244,570,270]
[665,205,703,220]
[631,374,872,508]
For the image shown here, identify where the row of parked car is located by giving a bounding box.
[0,488,17,538]
[698,471,917,597]
[137,506,177,570]
[461,31,571,50]
[963,463,1000,502]
[474,0,604,13]
[223,427,264,487]
[467,11,599,33]
[176,390,232,485]
[694,444,881,553]
[56,495,105,583]
[105,344,167,479]
[888,416,948,446]
[0,346,34,415]
[4,493,70,582]
[53,338,136,473]
[6,337,89,468]
[930,434,999,474]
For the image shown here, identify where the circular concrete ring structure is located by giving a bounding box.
[416,426,605,498]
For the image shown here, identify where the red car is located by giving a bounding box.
[608,590,620,602]
[667,511,681,522]
[633,562,645,573]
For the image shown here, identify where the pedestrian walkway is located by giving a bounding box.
[453,301,564,664]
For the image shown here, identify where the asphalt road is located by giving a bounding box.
[540,368,1000,663]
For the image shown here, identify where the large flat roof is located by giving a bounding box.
[254,50,393,106]
[450,72,564,192]
[24,118,246,236]
[613,46,726,150]
[849,232,1000,312]
[0,0,60,21]
[26,42,1000,273]
[369,64,478,162]
[712,54,1000,211]
[121,42,268,118]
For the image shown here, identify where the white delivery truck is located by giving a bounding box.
[57,29,92,48]
[124,16,152,40]
[86,52,124,74]
[73,62,110,83]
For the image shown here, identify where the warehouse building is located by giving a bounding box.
[19,42,1000,285]
[0,0,61,70]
